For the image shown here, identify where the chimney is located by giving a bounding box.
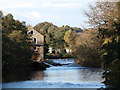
[22,21,26,26]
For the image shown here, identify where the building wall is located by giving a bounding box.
[27,25,44,62]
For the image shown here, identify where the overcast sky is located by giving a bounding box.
[0,0,98,28]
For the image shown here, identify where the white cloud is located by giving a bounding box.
[0,2,81,9]
[11,11,58,22]
[15,11,44,20]
[0,0,97,27]
[0,0,94,10]
[41,3,81,8]
[26,12,43,19]
[0,0,35,9]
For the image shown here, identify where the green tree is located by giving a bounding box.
[64,29,77,49]
[2,13,32,72]
[34,22,83,57]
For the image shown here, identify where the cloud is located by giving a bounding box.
[12,11,59,22]
[0,0,96,27]
[0,0,84,10]
[0,0,99,10]
[24,12,43,19]
[41,3,81,8]
[0,0,35,9]
[14,11,44,20]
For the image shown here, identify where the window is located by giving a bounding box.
[34,47,37,51]
[28,31,33,35]
[31,31,33,34]
[33,38,37,44]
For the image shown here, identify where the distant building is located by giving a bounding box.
[22,21,26,26]
[27,25,44,62]
[48,47,52,53]
[48,47,72,54]
[65,48,72,53]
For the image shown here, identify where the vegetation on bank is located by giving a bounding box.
[1,12,33,72]
[33,21,103,68]
[1,12,50,72]
[85,1,120,89]
[33,22,83,58]
[1,1,120,88]
[1,11,102,72]
[74,29,102,68]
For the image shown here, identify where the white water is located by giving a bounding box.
[2,59,105,88]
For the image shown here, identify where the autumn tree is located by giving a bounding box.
[64,29,77,50]
[86,1,120,88]
[34,22,83,56]
[74,29,102,67]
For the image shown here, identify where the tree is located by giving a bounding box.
[34,22,83,57]
[64,29,77,49]
[74,29,102,67]
[2,12,32,72]
[2,14,15,33]
[86,1,120,88]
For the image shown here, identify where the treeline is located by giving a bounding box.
[34,22,83,58]
[33,22,102,67]
[34,22,102,67]
[1,11,33,72]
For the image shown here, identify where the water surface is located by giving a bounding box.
[2,59,105,88]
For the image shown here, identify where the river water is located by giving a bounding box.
[2,59,105,88]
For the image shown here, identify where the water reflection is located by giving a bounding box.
[30,71,44,81]
[3,59,104,84]
[42,66,103,83]
[2,71,32,83]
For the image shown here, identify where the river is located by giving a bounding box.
[2,59,105,88]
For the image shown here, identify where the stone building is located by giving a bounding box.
[27,25,44,62]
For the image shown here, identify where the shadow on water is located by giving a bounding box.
[2,71,33,83]
[41,65,103,83]
[77,68,103,83]
[2,59,104,88]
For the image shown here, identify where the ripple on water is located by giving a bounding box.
[2,81,105,88]
[2,59,105,88]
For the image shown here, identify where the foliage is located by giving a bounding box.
[86,1,120,88]
[74,29,102,67]
[2,12,33,72]
[34,22,82,55]
[64,29,77,49]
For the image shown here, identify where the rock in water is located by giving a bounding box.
[32,62,50,71]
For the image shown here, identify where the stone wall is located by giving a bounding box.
[27,25,44,62]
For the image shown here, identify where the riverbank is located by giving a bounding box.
[45,54,76,59]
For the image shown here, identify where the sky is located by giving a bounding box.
[0,0,98,28]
